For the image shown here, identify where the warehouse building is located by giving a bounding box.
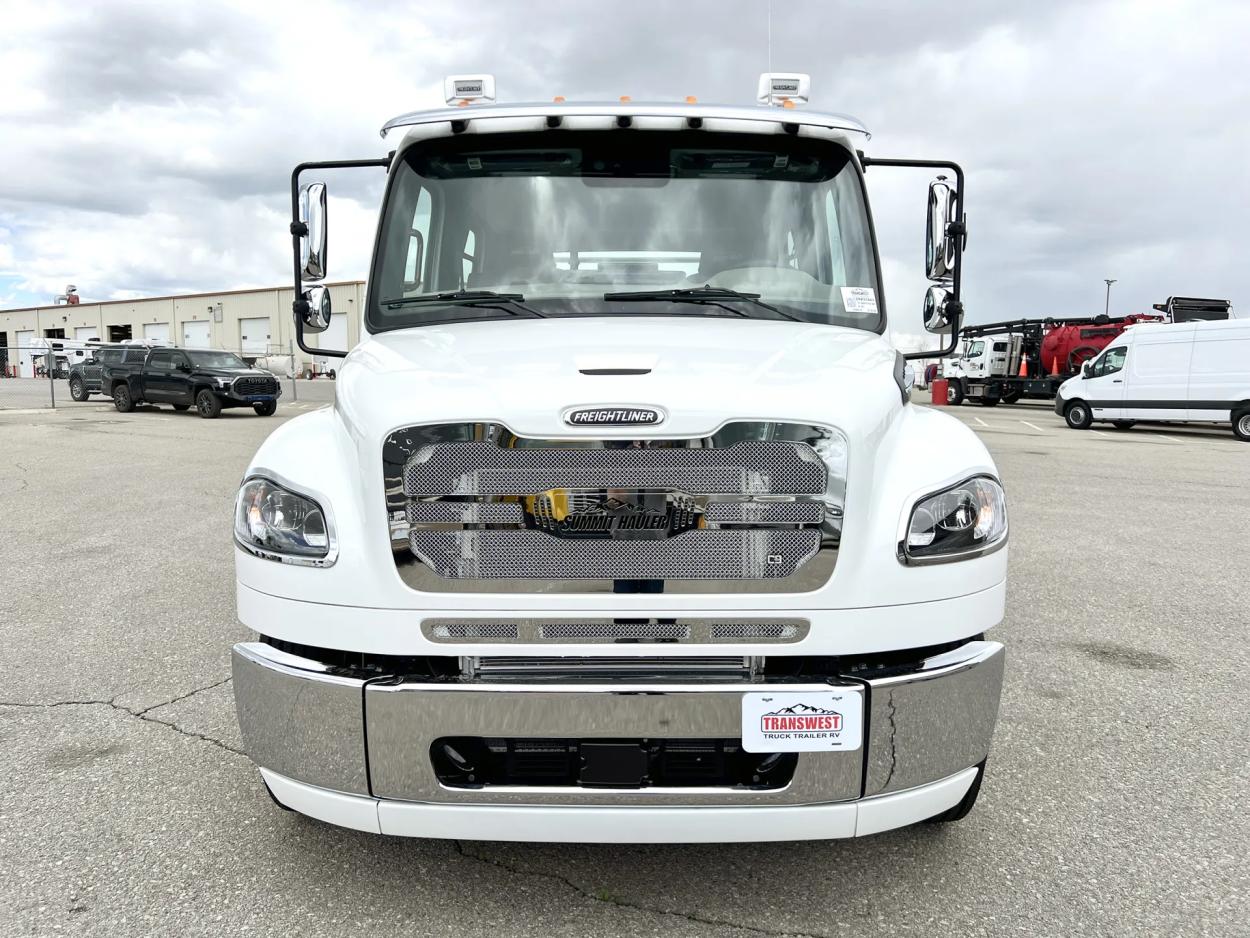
[0,281,365,377]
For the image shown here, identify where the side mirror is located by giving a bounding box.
[178,362,192,373]
[301,285,332,334]
[1082,361,1094,378]
[299,182,328,280]
[925,177,958,282]
[923,285,954,335]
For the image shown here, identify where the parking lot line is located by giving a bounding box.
[1020,420,1047,432]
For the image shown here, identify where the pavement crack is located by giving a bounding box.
[135,676,233,716]
[0,676,245,758]
[452,841,831,938]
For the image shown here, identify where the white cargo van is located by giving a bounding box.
[1055,320,1250,440]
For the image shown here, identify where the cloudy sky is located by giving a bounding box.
[1,0,1248,335]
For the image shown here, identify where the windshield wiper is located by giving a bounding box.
[603,287,803,322]
[380,290,547,318]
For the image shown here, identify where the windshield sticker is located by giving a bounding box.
[841,287,878,315]
[741,690,863,753]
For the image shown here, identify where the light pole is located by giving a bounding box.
[1104,278,1116,316]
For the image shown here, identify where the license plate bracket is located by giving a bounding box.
[579,741,648,787]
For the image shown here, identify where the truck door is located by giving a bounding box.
[144,349,176,401]
[987,340,1011,377]
[1084,345,1128,420]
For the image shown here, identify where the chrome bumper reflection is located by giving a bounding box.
[231,639,1004,805]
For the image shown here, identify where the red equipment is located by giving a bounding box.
[1037,314,1161,374]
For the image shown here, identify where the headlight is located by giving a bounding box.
[899,475,1007,564]
[234,477,335,566]
[214,376,233,388]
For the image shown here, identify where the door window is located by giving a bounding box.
[1093,346,1126,377]
[148,350,174,369]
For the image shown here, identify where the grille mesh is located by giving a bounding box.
[407,501,525,525]
[403,440,826,496]
[233,376,278,395]
[703,501,824,525]
[410,529,821,580]
[429,622,521,640]
[539,622,689,640]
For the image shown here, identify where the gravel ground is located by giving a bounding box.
[0,398,1246,937]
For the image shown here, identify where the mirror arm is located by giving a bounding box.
[861,156,966,361]
[290,157,391,359]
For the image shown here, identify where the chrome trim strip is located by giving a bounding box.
[421,617,810,645]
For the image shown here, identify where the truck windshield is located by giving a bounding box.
[186,351,246,368]
[368,131,881,332]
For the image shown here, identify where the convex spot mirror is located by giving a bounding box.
[923,285,954,336]
[299,182,328,281]
[301,285,332,333]
[925,177,958,282]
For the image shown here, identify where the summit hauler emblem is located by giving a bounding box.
[741,690,863,753]
[563,406,664,427]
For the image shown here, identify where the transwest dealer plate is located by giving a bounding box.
[741,689,863,753]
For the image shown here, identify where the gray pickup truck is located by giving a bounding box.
[68,346,147,400]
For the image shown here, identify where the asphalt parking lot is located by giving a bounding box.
[1,395,1246,937]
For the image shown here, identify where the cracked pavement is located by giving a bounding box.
[1,401,1247,937]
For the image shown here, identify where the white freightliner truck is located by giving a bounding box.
[231,74,1008,842]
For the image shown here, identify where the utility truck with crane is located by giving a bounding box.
[229,74,1008,842]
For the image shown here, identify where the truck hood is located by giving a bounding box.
[334,317,903,441]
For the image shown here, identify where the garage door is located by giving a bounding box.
[143,322,171,344]
[16,330,36,377]
[240,317,271,355]
[74,326,99,343]
[182,321,211,348]
[316,312,349,362]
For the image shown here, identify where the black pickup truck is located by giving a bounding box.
[103,347,282,418]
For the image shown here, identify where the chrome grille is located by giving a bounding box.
[404,440,826,496]
[407,501,525,525]
[385,422,845,592]
[702,501,825,525]
[410,529,820,580]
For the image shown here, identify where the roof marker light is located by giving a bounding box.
[757,72,810,107]
[685,95,698,104]
[553,95,566,103]
[443,74,496,106]
[619,95,632,103]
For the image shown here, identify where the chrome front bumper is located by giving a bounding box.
[232,639,1004,809]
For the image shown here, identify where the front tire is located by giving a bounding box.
[946,380,965,406]
[253,400,277,416]
[112,385,134,413]
[1064,400,1093,429]
[195,389,222,419]
[1233,409,1250,442]
[927,760,987,824]
[69,377,89,401]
